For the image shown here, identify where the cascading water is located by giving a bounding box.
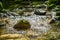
[4,11,51,35]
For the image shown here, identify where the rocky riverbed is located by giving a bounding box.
[0,8,59,40]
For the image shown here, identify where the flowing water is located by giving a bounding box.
[4,12,51,35]
[0,9,57,40]
[0,8,57,36]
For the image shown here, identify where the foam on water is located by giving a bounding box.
[5,14,51,35]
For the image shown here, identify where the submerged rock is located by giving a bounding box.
[13,19,31,31]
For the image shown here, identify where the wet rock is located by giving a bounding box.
[34,9,46,15]
[3,14,8,18]
[34,11,46,15]
[6,13,11,16]
[23,10,34,16]
[49,19,55,24]
[56,11,60,16]
[9,12,19,16]
[17,10,24,16]
[13,19,31,31]
[24,12,32,16]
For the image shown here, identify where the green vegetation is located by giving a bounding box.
[0,0,60,11]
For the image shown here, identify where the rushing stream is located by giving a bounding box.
[0,8,57,37]
[0,8,57,40]
[4,12,51,35]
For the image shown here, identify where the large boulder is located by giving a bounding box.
[13,19,31,31]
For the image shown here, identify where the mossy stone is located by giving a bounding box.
[13,19,31,31]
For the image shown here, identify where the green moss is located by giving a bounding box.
[13,19,31,31]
